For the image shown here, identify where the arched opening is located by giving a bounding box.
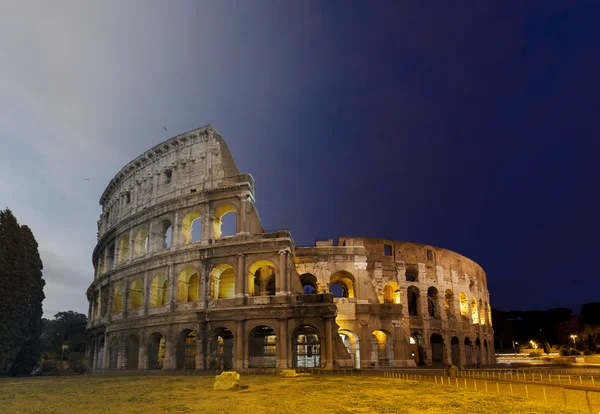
[176,329,197,370]
[471,297,479,324]
[451,336,460,366]
[177,268,199,302]
[339,329,360,369]
[106,244,115,269]
[479,299,486,325]
[93,291,100,319]
[371,330,393,367]
[118,235,129,264]
[149,274,168,307]
[147,332,166,370]
[475,337,481,365]
[249,325,277,368]
[459,292,469,316]
[181,212,202,244]
[161,219,173,249]
[407,286,420,316]
[483,339,489,365]
[464,337,472,365]
[96,338,105,370]
[108,338,119,369]
[210,264,235,299]
[300,273,318,294]
[445,290,454,316]
[112,285,123,314]
[383,282,401,304]
[126,334,139,370]
[210,327,234,371]
[430,334,444,365]
[293,325,321,368]
[214,204,237,238]
[405,266,418,282]
[128,280,143,310]
[329,271,355,298]
[427,287,438,317]
[410,333,425,366]
[486,303,492,327]
[134,228,149,257]
[248,260,276,296]
[100,288,109,317]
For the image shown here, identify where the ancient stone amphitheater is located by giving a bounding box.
[85,125,494,371]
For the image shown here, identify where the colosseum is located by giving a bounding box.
[85,125,494,371]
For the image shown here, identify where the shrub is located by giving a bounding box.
[559,349,570,356]
[583,350,592,356]
[528,351,542,357]
[569,349,581,356]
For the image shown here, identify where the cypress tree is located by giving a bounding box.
[0,209,45,375]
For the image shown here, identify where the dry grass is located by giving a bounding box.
[0,374,576,413]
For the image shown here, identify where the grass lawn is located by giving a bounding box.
[0,374,573,413]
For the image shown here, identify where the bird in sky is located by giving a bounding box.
[164,127,168,131]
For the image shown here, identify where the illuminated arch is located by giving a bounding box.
[150,274,168,307]
[329,271,355,298]
[181,212,202,244]
[210,264,235,299]
[248,260,276,296]
[444,289,454,316]
[117,235,129,264]
[479,299,486,324]
[128,280,143,310]
[112,284,123,313]
[383,282,401,304]
[471,297,479,324]
[427,287,438,317]
[134,228,149,256]
[371,330,393,367]
[177,268,199,302]
[213,203,237,239]
[459,292,469,316]
[487,302,492,327]
[300,273,318,294]
[161,219,173,249]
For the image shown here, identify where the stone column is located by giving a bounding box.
[102,336,110,371]
[112,243,118,270]
[138,343,147,370]
[325,317,334,369]
[107,286,113,323]
[172,210,180,247]
[277,250,288,295]
[234,320,244,370]
[87,298,92,322]
[143,271,150,316]
[278,319,288,369]
[163,340,175,370]
[459,342,466,368]
[117,339,123,370]
[444,336,452,366]
[237,195,247,235]
[196,331,204,371]
[167,265,175,311]
[97,288,103,321]
[91,337,98,371]
[236,254,245,297]
[128,229,134,262]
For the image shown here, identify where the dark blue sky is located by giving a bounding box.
[1,1,598,315]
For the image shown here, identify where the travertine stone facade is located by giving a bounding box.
[85,125,494,371]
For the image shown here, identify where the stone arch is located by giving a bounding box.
[177,268,199,302]
[444,289,454,316]
[147,332,166,370]
[471,297,479,324]
[427,287,439,317]
[410,332,425,366]
[371,329,393,367]
[134,227,149,256]
[181,211,202,244]
[209,327,234,370]
[292,325,321,368]
[459,292,469,316]
[486,302,492,327]
[128,280,143,310]
[176,328,198,370]
[210,264,235,299]
[339,329,360,369]
[108,337,119,369]
[483,339,489,365]
[407,285,420,316]
[329,271,355,298]
[475,337,482,364]
[479,299,486,324]
[149,274,168,307]
[117,235,129,265]
[112,284,124,314]
[430,333,444,365]
[248,325,277,368]
[125,333,139,370]
[248,260,276,296]
[161,219,173,249]
[464,337,473,365]
[450,336,460,366]
[405,266,418,282]
[383,282,401,304]
[213,203,237,239]
[300,273,318,294]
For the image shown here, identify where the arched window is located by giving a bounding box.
[371,330,393,367]
[300,273,318,294]
[214,204,237,238]
[161,219,173,249]
[444,290,454,316]
[128,280,143,310]
[329,271,355,298]
[471,297,479,324]
[383,282,401,304]
[181,212,202,244]
[112,285,123,314]
[293,325,321,368]
[249,325,277,368]
[407,286,420,316]
[210,264,236,299]
[134,228,149,256]
[176,330,197,370]
[248,260,276,296]
[405,266,418,282]
[427,287,438,317]
[459,292,469,316]
[118,235,130,265]
[479,299,486,324]
[177,268,199,302]
[150,274,168,307]
[487,303,492,327]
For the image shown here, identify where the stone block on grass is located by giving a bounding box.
[214,371,241,391]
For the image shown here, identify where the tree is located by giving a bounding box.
[42,311,88,357]
[0,209,45,375]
